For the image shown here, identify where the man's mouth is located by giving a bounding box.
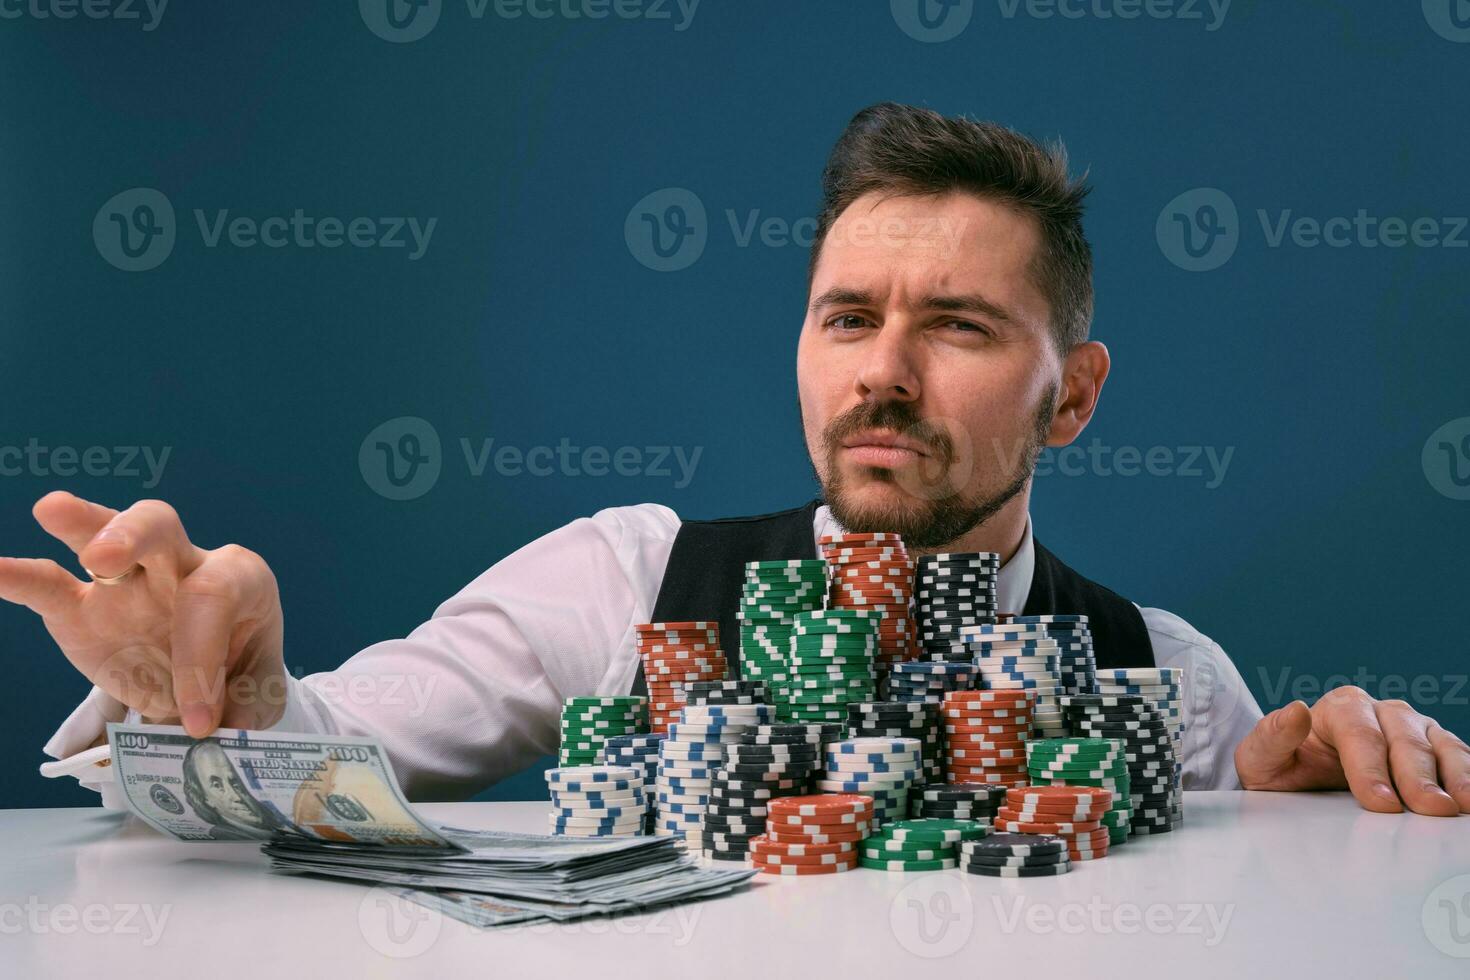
[841,430,931,468]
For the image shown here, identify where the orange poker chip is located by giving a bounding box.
[996,816,1103,835]
[1006,786,1113,807]
[636,621,719,632]
[747,834,855,856]
[944,690,1035,704]
[748,849,858,867]
[765,827,869,845]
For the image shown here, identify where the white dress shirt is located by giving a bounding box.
[44,503,1263,805]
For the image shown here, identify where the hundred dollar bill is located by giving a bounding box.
[107,722,456,849]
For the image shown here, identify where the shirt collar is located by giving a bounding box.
[814,505,1035,616]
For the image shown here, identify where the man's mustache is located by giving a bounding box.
[823,403,954,465]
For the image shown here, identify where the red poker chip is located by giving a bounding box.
[996,816,1105,835]
[765,827,869,845]
[636,621,719,632]
[747,834,855,856]
[944,690,1035,704]
[1007,786,1113,806]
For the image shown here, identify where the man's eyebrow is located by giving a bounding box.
[922,292,1014,322]
[808,287,1015,323]
[808,287,874,314]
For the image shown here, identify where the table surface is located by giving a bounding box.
[4,791,1468,978]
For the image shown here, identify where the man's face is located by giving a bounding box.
[193,743,270,831]
[797,191,1062,548]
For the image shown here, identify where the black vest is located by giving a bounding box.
[631,499,1153,694]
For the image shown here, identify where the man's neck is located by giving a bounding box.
[907,489,1031,566]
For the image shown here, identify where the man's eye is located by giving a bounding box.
[947,319,992,336]
[827,314,870,331]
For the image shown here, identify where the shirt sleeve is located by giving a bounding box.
[42,504,680,803]
[1141,606,1264,790]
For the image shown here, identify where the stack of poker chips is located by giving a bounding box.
[908,782,1007,823]
[819,736,922,827]
[634,621,729,733]
[820,532,916,667]
[1096,668,1184,826]
[557,696,648,767]
[1065,688,1179,834]
[847,700,944,786]
[995,785,1113,861]
[960,832,1073,878]
[738,560,829,700]
[600,732,665,834]
[859,817,988,872]
[701,726,823,863]
[656,700,773,844]
[997,613,1099,695]
[703,722,840,863]
[940,690,1034,788]
[883,660,978,702]
[545,765,645,837]
[915,552,1000,661]
[1028,733,1133,846]
[783,609,879,725]
[962,622,1067,738]
[750,794,874,875]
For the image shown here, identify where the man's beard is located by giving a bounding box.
[810,386,1057,551]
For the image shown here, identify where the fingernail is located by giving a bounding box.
[1373,782,1398,800]
[91,527,127,546]
[180,703,211,738]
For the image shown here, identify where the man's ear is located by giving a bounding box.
[1046,341,1110,447]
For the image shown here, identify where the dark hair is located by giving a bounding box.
[809,102,1094,352]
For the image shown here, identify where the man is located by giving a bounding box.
[12,103,1469,817]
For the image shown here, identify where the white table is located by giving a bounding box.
[4,792,1468,978]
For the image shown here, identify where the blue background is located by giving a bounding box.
[4,0,1468,807]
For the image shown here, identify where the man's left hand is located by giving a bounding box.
[1234,686,1470,815]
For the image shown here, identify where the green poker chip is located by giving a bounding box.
[861,840,956,861]
[859,856,957,872]
[872,819,988,844]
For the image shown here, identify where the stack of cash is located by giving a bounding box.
[107,723,755,928]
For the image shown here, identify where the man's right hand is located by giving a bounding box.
[0,491,285,737]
